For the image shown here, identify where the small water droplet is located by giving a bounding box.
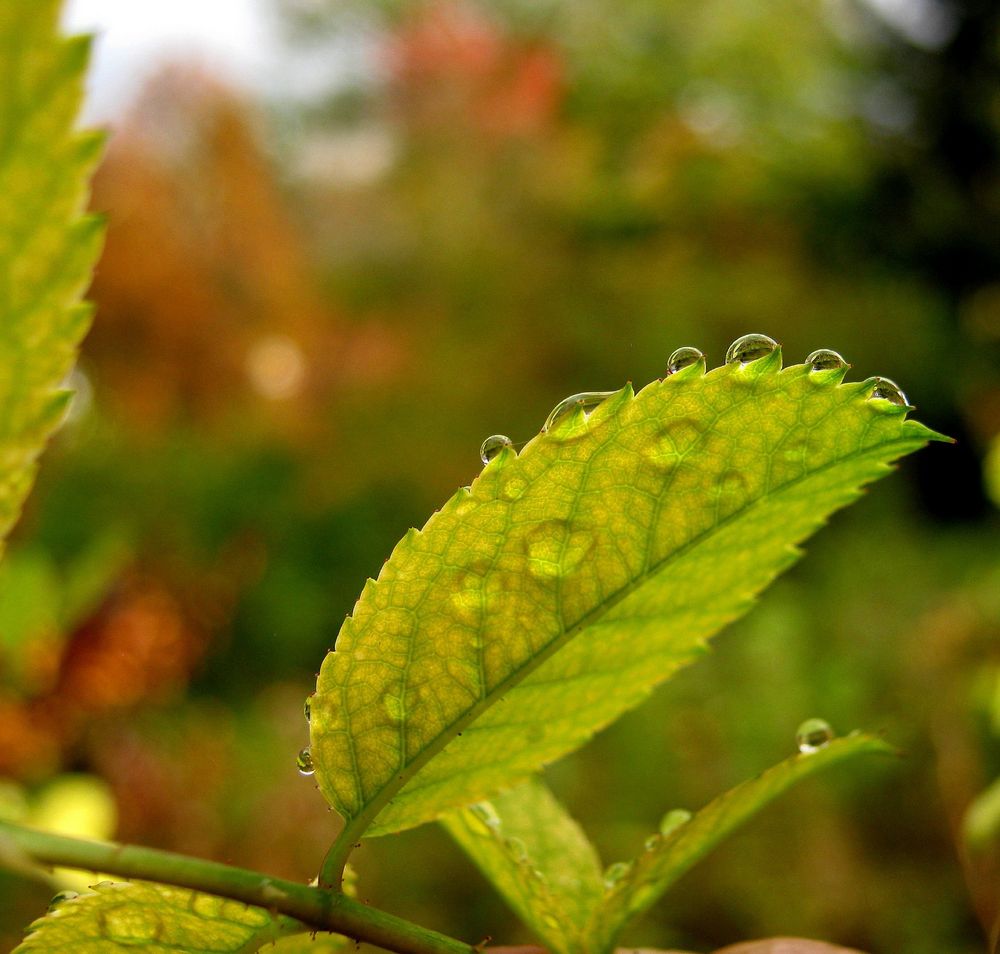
[480,434,513,465]
[659,808,692,837]
[49,890,79,909]
[296,747,315,775]
[796,718,835,754]
[805,349,848,372]
[644,834,662,852]
[470,803,501,831]
[505,837,528,863]
[303,695,312,723]
[603,861,632,890]
[725,333,779,365]
[543,391,617,432]
[868,376,908,407]
[666,346,705,375]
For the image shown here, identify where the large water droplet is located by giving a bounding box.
[303,695,312,723]
[603,861,632,890]
[805,349,847,372]
[543,391,617,432]
[725,333,778,365]
[796,718,834,754]
[659,808,692,836]
[666,346,705,375]
[480,434,513,465]
[296,747,315,775]
[868,377,908,407]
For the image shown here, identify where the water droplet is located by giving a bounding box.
[644,834,663,852]
[659,808,692,837]
[805,349,847,372]
[49,890,79,909]
[480,434,513,465]
[505,837,528,863]
[543,391,617,432]
[603,861,632,890]
[868,376,908,407]
[666,346,705,375]
[296,747,315,775]
[725,333,779,365]
[303,695,312,723]
[524,520,595,580]
[470,803,501,831]
[101,905,163,943]
[796,718,835,754]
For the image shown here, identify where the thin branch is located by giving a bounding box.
[0,821,472,954]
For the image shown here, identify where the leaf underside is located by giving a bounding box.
[0,1,104,558]
[311,348,944,840]
[12,880,346,954]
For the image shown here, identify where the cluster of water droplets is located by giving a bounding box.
[477,334,910,465]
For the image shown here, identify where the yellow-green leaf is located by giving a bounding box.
[311,347,946,844]
[441,777,603,954]
[590,733,895,949]
[13,880,324,954]
[0,1,104,559]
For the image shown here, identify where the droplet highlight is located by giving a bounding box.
[543,391,617,432]
[659,808,692,837]
[868,377,908,407]
[480,434,513,465]
[725,333,778,365]
[666,346,705,375]
[603,861,632,890]
[805,349,847,372]
[296,747,315,775]
[796,718,835,754]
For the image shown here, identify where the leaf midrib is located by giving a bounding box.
[331,428,922,848]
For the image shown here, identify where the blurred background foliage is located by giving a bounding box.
[2,0,999,951]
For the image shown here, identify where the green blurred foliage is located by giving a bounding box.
[2,0,999,951]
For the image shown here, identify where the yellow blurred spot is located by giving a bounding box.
[245,334,307,400]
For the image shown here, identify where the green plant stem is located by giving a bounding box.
[0,821,472,954]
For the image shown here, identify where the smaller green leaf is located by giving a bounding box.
[441,777,604,954]
[591,733,894,948]
[14,880,328,954]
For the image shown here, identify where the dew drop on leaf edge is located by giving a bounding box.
[868,376,909,407]
[659,808,692,837]
[725,333,779,365]
[303,695,312,723]
[480,434,513,465]
[796,718,835,754]
[297,746,315,775]
[603,861,631,890]
[666,346,705,375]
[543,391,617,432]
[805,348,848,372]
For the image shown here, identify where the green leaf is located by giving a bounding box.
[311,347,946,845]
[0,1,104,559]
[590,733,895,948]
[441,776,604,954]
[13,880,325,954]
